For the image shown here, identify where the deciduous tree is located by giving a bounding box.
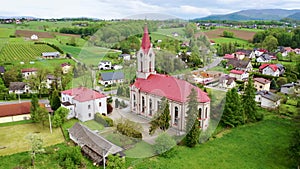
[106,154,125,169]
[28,134,45,166]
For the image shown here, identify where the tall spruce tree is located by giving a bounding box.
[149,98,171,135]
[221,88,243,127]
[242,77,258,123]
[50,89,61,111]
[30,95,40,122]
[185,88,200,147]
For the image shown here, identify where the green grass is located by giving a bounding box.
[126,117,294,169]
[101,131,135,147]
[153,27,185,40]
[81,120,104,131]
[0,28,15,38]
[124,141,155,158]
[0,123,64,156]
[16,21,73,32]
[61,119,79,141]
[212,37,250,45]
[0,120,33,127]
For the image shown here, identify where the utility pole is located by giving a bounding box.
[48,113,52,134]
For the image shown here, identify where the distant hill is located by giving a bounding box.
[198,9,300,21]
[286,12,300,20]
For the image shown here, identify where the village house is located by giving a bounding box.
[42,52,60,59]
[259,64,281,77]
[61,87,107,122]
[255,90,281,109]
[282,47,293,57]
[229,70,249,81]
[226,59,253,72]
[280,82,300,95]
[236,49,255,59]
[69,123,123,165]
[98,61,112,70]
[98,72,125,86]
[130,24,211,132]
[61,63,72,74]
[45,75,61,89]
[254,49,268,57]
[223,54,235,60]
[30,34,38,40]
[233,51,246,60]
[21,68,38,79]
[0,102,51,123]
[119,54,131,61]
[9,82,32,94]
[294,48,300,55]
[219,75,236,89]
[254,78,271,91]
[256,54,272,63]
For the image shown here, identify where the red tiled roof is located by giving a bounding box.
[61,87,106,102]
[0,102,46,117]
[141,24,151,54]
[61,63,71,67]
[229,70,245,75]
[21,68,38,73]
[132,74,210,103]
[259,64,278,71]
[254,77,270,84]
[223,54,234,59]
[235,51,245,55]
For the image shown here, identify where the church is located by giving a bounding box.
[130,24,211,132]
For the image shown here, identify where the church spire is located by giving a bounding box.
[141,24,151,54]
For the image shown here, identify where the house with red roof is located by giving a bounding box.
[254,78,270,91]
[229,70,249,81]
[0,102,51,123]
[61,63,72,74]
[259,64,280,77]
[21,68,38,80]
[61,87,107,122]
[130,24,210,132]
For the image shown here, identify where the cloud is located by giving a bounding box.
[179,5,211,15]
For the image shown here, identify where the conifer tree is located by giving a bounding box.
[50,89,61,111]
[30,95,40,122]
[185,88,200,147]
[221,88,243,127]
[242,77,258,123]
[149,98,171,135]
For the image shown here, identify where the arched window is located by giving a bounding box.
[141,62,143,72]
[205,107,208,118]
[133,94,136,107]
[142,96,145,113]
[149,62,151,72]
[199,108,202,119]
[174,106,179,125]
[149,99,152,116]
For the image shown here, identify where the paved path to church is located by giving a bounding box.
[108,97,178,144]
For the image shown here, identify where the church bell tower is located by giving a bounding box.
[136,24,156,79]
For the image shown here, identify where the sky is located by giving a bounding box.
[1,0,299,19]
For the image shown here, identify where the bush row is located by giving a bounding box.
[116,121,142,139]
[94,113,113,127]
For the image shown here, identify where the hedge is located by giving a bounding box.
[34,41,64,54]
[94,113,113,127]
[116,122,142,139]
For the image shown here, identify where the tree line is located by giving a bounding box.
[253,27,300,49]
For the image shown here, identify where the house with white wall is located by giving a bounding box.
[255,90,281,109]
[259,64,280,77]
[21,68,38,80]
[98,72,125,86]
[61,87,107,122]
[229,70,249,81]
[254,78,270,91]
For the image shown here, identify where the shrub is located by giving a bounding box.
[94,113,113,127]
[116,119,142,139]
[154,133,176,157]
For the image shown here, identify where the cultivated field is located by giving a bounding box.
[0,43,59,62]
[204,28,257,41]
[15,30,54,38]
[0,123,64,156]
